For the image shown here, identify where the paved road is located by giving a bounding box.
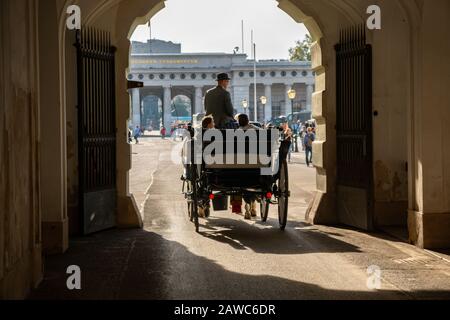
[30,138,450,300]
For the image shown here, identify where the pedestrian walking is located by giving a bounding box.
[133,125,141,144]
[160,126,167,139]
[301,124,307,151]
[280,121,293,164]
[304,127,315,167]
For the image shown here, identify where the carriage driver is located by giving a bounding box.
[204,73,238,129]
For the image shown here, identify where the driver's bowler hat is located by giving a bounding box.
[216,73,231,81]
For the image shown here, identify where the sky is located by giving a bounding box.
[130,0,309,60]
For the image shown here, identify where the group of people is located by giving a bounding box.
[167,72,313,220]
[191,73,296,220]
[128,124,169,144]
[197,112,262,220]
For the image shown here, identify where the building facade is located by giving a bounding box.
[128,40,315,130]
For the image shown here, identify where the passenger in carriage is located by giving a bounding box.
[233,113,259,220]
[201,116,215,129]
[237,113,260,130]
[180,116,216,219]
[198,116,216,218]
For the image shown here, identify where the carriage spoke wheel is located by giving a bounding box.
[204,206,210,218]
[191,170,200,233]
[192,187,199,232]
[186,182,194,222]
[277,160,289,230]
[260,197,270,222]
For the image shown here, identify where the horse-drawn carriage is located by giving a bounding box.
[181,125,291,232]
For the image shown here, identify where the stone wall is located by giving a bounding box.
[0,0,42,299]
[408,0,450,248]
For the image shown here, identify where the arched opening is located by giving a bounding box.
[49,0,332,234]
[125,0,323,230]
[171,94,192,123]
[141,95,163,132]
[56,0,419,242]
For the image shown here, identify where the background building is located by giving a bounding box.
[128,39,314,130]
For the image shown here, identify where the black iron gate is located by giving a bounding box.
[335,26,373,230]
[75,28,117,235]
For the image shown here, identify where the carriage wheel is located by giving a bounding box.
[204,206,211,218]
[260,197,270,222]
[277,160,289,230]
[191,171,200,233]
[192,193,199,232]
[186,182,194,222]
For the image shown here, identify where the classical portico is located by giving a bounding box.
[128,40,314,130]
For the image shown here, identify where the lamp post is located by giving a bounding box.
[242,99,248,115]
[287,89,299,152]
[260,96,267,123]
[287,88,296,115]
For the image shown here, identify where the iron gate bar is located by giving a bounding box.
[75,27,117,234]
[335,25,373,189]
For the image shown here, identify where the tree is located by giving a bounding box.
[288,34,312,61]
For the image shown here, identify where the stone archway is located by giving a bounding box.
[56,0,432,245]
[57,0,341,230]
[120,0,333,226]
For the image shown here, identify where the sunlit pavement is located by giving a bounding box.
[30,138,450,300]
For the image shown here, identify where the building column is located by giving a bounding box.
[131,88,141,127]
[306,84,314,111]
[264,84,272,122]
[285,84,292,116]
[195,86,203,114]
[163,86,172,134]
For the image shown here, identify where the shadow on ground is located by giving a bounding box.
[29,228,450,300]
[198,217,362,255]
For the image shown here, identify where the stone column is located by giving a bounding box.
[264,84,273,122]
[195,86,203,114]
[163,86,172,134]
[306,84,314,111]
[285,84,292,116]
[131,88,141,127]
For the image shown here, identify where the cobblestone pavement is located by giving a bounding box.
[30,138,450,300]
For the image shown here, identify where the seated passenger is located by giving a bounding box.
[202,116,215,129]
[232,113,259,219]
[237,113,260,130]
[199,116,215,218]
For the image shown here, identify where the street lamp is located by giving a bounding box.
[287,89,298,152]
[260,96,267,105]
[242,99,248,115]
[260,96,267,123]
[288,88,296,112]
